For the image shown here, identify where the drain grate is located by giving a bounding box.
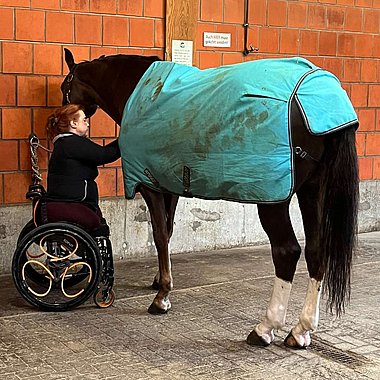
[310,337,372,369]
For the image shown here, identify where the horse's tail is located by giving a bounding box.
[320,124,359,316]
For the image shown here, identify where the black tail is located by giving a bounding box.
[320,125,359,316]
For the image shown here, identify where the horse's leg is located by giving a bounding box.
[139,186,176,314]
[152,193,179,290]
[247,201,301,346]
[284,179,324,349]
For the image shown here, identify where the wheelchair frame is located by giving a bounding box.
[12,134,115,311]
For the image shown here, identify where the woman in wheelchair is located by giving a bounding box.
[13,104,120,311]
[44,104,120,231]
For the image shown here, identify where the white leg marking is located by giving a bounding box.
[255,277,292,344]
[291,278,322,347]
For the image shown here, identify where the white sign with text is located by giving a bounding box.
[203,32,231,47]
[172,40,193,66]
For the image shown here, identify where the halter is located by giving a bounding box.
[62,65,76,104]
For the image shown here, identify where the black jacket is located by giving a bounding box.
[47,133,121,209]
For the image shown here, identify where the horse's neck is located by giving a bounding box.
[91,58,157,125]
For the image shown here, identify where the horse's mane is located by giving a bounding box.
[81,54,161,65]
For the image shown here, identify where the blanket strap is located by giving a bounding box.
[183,166,191,194]
[294,146,320,163]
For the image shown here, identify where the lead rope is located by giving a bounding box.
[26,134,51,202]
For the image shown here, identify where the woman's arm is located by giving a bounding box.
[64,136,121,166]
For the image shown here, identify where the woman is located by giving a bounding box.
[44,104,120,231]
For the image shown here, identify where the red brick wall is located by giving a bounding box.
[0,0,379,205]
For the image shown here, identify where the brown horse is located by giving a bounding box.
[61,49,359,349]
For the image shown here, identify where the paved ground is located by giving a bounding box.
[0,231,379,379]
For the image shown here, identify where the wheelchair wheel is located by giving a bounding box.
[12,223,101,311]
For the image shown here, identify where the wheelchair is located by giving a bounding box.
[12,135,115,311]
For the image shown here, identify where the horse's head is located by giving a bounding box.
[61,48,98,118]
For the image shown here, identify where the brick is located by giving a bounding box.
[0,141,18,171]
[3,172,31,204]
[345,7,362,32]
[118,0,143,16]
[355,34,373,58]
[308,4,327,29]
[259,28,279,54]
[374,35,380,58]
[97,168,117,197]
[237,24,258,53]
[34,44,62,75]
[375,0,380,8]
[323,57,343,79]
[33,108,52,138]
[361,60,378,82]
[90,46,118,60]
[89,109,115,138]
[117,167,124,196]
[249,0,266,25]
[155,19,164,48]
[0,0,29,5]
[300,30,319,56]
[2,42,32,74]
[373,158,380,179]
[103,16,129,46]
[377,109,380,131]
[2,108,31,139]
[223,0,244,24]
[337,33,355,56]
[336,0,355,5]
[48,76,64,106]
[17,76,46,106]
[222,53,243,65]
[363,9,379,34]
[343,59,360,82]
[61,0,89,11]
[355,133,365,156]
[267,0,287,27]
[358,157,373,180]
[368,85,380,107]
[319,32,337,56]
[15,9,45,42]
[279,29,299,55]
[350,84,368,107]
[0,75,16,106]
[90,0,116,14]
[117,47,144,55]
[199,51,223,69]
[0,8,14,39]
[365,133,380,155]
[358,109,375,131]
[46,12,74,43]
[31,0,60,9]
[75,14,101,45]
[0,175,2,204]
[327,7,345,30]
[144,0,165,18]
[130,18,154,47]
[356,0,371,6]
[201,0,223,22]
[141,48,164,59]
[287,2,307,28]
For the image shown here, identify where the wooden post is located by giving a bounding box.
[165,0,199,64]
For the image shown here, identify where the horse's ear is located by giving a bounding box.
[64,48,75,70]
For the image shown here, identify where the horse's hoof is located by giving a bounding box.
[246,330,270,347]
[147,300,171,315]
[151,279,159,290]
[284,332,306,349]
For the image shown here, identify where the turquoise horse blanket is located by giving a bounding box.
[119,57,357,203]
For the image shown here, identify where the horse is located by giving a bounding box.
[61,48,359,349]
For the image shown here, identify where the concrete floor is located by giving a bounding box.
[0,231,379,379]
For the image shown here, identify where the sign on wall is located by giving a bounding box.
[203,32,231,48]
[172,40,193,66]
